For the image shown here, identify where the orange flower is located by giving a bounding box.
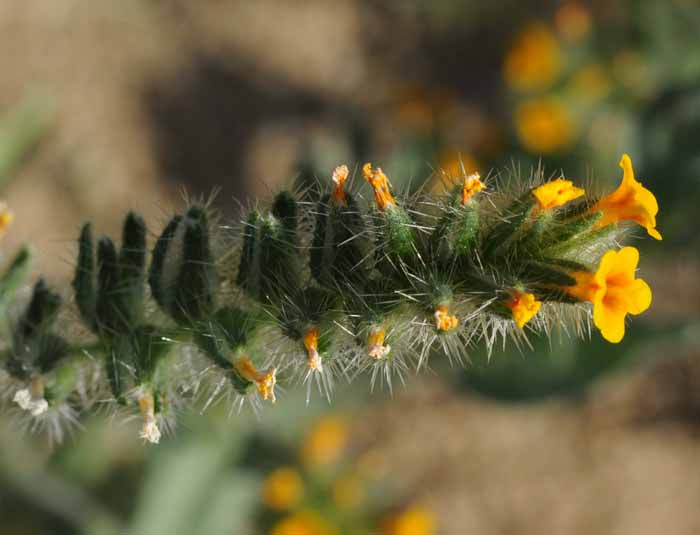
[301,416,348,466]
[515,97,576,154]
[0,201,14,239]
[532,178,585,210]
[504,291,542,328]
[567,247,651,343]
[382,506,436,535]
[271,510,338,535]
[331,165,349,205]
[434,305,458,332]
[504,24,562,91]
[263,467,304,511]
[555,2,591,42]
[592,154,661,240]
[234,357,277,403]
[363,163,396,211]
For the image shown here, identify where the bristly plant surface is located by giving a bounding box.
[0,153,661,443]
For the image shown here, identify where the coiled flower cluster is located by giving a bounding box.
[0,154,660,443]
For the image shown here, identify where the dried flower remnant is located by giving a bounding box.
[434,305,458,332]
[303,328,323,372]
[137,389,161,444]
[367,325,391,359]
[331,165,349,206]
[363,163,396,211]
[461,173,485,205]
[235,357,277,403]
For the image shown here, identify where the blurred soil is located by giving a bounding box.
[356,351,700,534]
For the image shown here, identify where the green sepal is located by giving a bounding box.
[0,246,31,311]
[172,207,217,324]
[73,224,97,331]
[7,279,67,379]
[257,210,302,303]
[149,214,183,313]
[236,210,260,293]
[117,212,147,320]
[530,285,581,304]
[518,260,577,287]
[275,286,336,341]
[95,236,123,334]
[453,203,480,258]
[482,193,536,259]
[310,194,368,287]
[537,211,603,251]
[382,206,415,258]
[17,278,61,340]
[195,306,260,370]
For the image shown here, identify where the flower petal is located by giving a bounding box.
[593,298,626,343]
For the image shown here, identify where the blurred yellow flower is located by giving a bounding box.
[434,152,480,195]
[0,201,14,239]
[263,467,304,511]
[532,178,585,210]
[571,64,611,101]
[515,97,576,154]
[271,510,338,535]
[301,416,348,467]
[555,2,592,41]
[332,473,364,509]
[504,24,562,91]
[382,506,436,535]
[568,247,651,343]
[504,291,542,328]
[592,154,661,240]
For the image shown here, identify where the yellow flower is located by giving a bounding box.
[504,291,542,328]
[0,201,14,239]
[504,24,562,91]
[363,163,397,211]
[554,2,592,42]
[592,154,661,240]
[382,506,437,535]
[233,357,277,403]
[301,416,348,467]
[331,164,349,205]
[532,178,585,210]
[434,305,458,332]
[263,467,304,511]
[271,510,338,535]
[515,97,576,154]
[567,247,652,343]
